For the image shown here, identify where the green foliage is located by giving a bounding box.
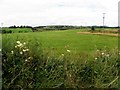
[2,29,118,89]
[2,28,32,34]
[91,26,95,32]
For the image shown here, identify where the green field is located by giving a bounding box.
[3,30,118,52]
[2,29,119,89]
[2,29,118,53]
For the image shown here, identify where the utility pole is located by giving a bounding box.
[0,23,3,34]
[103,13,106,29]
[1,23,3,31]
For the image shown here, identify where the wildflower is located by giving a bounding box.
[101,52,104,55]
[106,54,110,57]
[95,57,97,60]
[25,59,28,62]
[62,54,64,56]
[35,68,37,70]
[11,51,14,54]
[28,57,32,60]
[17,43,23,47]
[0,49,1,52]
[67,50,71,52]
[20,52,23,54]
[96,50,99,52]
[15,46,17,48]
[16,41,21,44]
[23,42,26,45]
[23,49,26,52]
[26,49,29,51]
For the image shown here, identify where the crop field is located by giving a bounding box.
[1,28,119,89]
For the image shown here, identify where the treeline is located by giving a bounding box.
[8,25,119,30]
[0,25,119,34]
[9,25,32,28]
[35,25,119,30]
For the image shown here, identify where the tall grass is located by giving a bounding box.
[2,34,118,89]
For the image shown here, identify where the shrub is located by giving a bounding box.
[91,26,95,32]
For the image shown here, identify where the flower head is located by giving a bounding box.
[106,54,110,57]
[26,49,29,51]
[61,54,64,56]
[17,41,21,44]
[11,51,14,54]
[17,43,23,47]
[28,57,32,60]
[20,52,23,54]
[25,59,28,62]
[23,49,26,52]
[101,52,104,55]
[96,49,99,52]
[95,58,97,60]
[67,50,71,53]
[23,42,26,45]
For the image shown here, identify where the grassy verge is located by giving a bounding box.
[2,30,119,89]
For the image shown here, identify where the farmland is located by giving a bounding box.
[1,28,119,89]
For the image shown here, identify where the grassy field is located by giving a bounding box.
[2,28,119,89]
[2,29,118,52]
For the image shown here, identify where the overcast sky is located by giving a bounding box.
[0,0,119,27]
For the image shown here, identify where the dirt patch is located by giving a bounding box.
[77,32,119,37]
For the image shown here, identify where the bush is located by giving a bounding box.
[91,26,95,32]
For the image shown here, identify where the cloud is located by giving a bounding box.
[0,0,119,26]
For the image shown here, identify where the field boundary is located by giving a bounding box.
[77,32,119,37]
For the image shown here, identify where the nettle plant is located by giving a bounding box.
[2,41,41,89]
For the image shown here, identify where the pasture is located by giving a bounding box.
[2,28,119,89]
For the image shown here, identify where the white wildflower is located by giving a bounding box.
[11,51,14,54]
[26,49,29,51]
[23,42,26,45]
[23,49,26,52]
[95,58,97,60]
[35,68,37,70]
[67,50,71,52]
[28,57,31,60]
[96,50,99,52]
[15,46,17,48]
[119,51,120,55]
[101,52,104,55]
[61,54,64,56]
[16,41,21,44]
[106,54,110,57]
[25,59,28,62]
[20,52,23,54]
[0,49,1,52]
[17,43,23,47]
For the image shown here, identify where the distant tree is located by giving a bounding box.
[91,26,95,32]
[8,30,12,33]
[2,30,6,33]
[31,27,38,32]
